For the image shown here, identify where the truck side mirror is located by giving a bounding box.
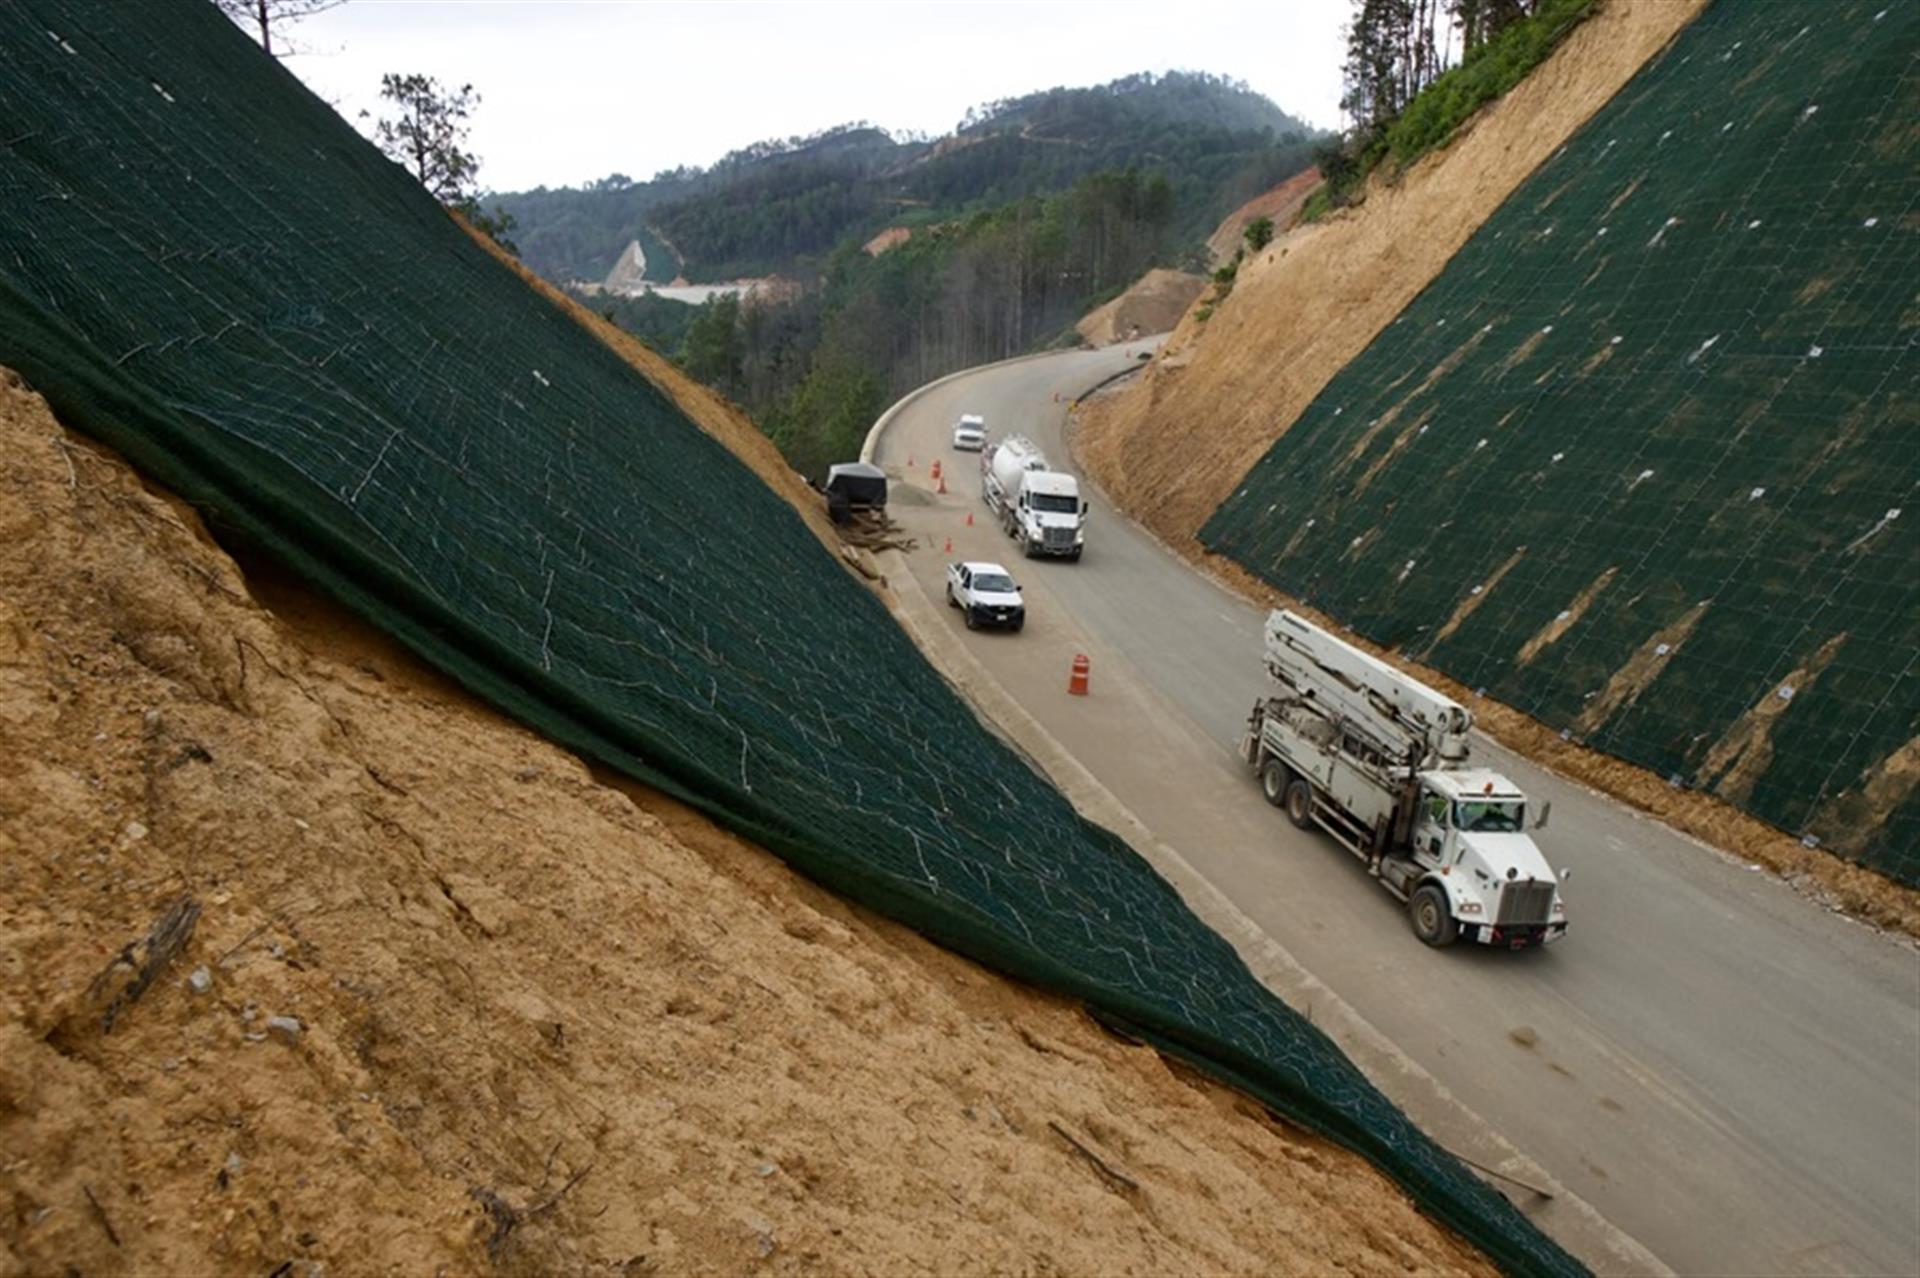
[1534,800,1552,830]
[1081,499,1091,514]
[1559,866,1572,883]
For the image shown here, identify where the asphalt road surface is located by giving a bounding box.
[873,346,1920,1276]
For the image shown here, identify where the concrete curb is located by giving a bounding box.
[866,360,1672,1278]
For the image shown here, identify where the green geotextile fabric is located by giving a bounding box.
[0,1,1583,1272]
[1207,0,1919,881]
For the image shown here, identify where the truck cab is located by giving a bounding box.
[1013,471,1087,561]
[1397,770,1566,949]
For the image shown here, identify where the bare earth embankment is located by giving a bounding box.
[0,359,1500,1275]
[1077,270,1209,348]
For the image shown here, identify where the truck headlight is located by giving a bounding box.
[1457,901,1482,915]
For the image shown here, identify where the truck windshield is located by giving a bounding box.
[972,573,1017,593]
[1455,800,1525,832]
[1030,493,1078,513]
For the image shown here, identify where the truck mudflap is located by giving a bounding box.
[1468,921,1568,950]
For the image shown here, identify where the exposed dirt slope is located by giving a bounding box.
[1204,168,1321,265]
[1078,0,1706,544]
[0,369,1494,1275]
[1077,270,1209,347]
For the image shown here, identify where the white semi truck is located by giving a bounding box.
[1242,610,1569,949]
[980,435,1087,561]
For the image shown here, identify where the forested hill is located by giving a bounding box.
[493,72,1319,285]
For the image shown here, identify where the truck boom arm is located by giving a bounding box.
[1263,611,1473,768]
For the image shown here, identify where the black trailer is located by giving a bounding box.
[824,462,888,525]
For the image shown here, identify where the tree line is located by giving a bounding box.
[651,168,1184,481]
[1312,0,1594,213]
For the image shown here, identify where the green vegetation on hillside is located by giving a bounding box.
[721,168,1181,479]
[592,289,699,356]
[492,175,685,285]
[1306,0,1596,220]
[499,72,1319,286]
[511,73,1322,483]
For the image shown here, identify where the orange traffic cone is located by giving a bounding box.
[930,459,943,480]
[937,472,948,494]
[944,536,953,554]
[1068,653,1090,695]
[965,511,974,527]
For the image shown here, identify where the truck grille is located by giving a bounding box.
[1496,879,1555,926]
[1044,527,1074,549]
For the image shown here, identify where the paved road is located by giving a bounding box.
[873,346,1920,1276]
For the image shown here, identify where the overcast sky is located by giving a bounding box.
[279,1,1349,193]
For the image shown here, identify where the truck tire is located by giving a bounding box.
[1409,884,1459,947]
[1283,778,1314,830]
[1068,547,1083,562]
[1260,761,1288,807]
[946,583,957,608]
[964,607,978,631]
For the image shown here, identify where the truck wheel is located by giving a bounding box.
[1409,885,1459,947]
[964,608,978,631]
[1068,547,1083,562]
[1260,761,1288,807]
[1284,778,1314,830]
[946,584,957,608]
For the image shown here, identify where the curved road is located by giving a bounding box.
[872,346,1919,1276]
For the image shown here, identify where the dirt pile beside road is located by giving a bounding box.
[1076,269,1209,347]
[1077,0,1706,544]
[0,369,1496,1276]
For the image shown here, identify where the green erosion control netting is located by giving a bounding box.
[0,2,1580,1272]
[1206,0,1920,881]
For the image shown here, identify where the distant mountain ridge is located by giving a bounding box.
[492,72,1320,287]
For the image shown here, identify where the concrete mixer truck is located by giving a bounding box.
[980,435,1088,561]
[1242,610,1569,949]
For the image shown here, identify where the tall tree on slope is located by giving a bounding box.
[210,0,345,58]
[373,73,517,251]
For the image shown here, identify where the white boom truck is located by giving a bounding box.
[1242,610,1568,949]
[980,435,1088,561]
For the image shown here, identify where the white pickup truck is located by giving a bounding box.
[945,561,1025,631]
[952,414,987,451]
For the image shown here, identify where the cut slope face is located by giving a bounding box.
[0,375,1495,1277]
[1077,269,1208,346]
[1203,0,1920,879]
[1076,0,1706,542]
[0,2,1575,1270]
[1205,168,1321,265]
